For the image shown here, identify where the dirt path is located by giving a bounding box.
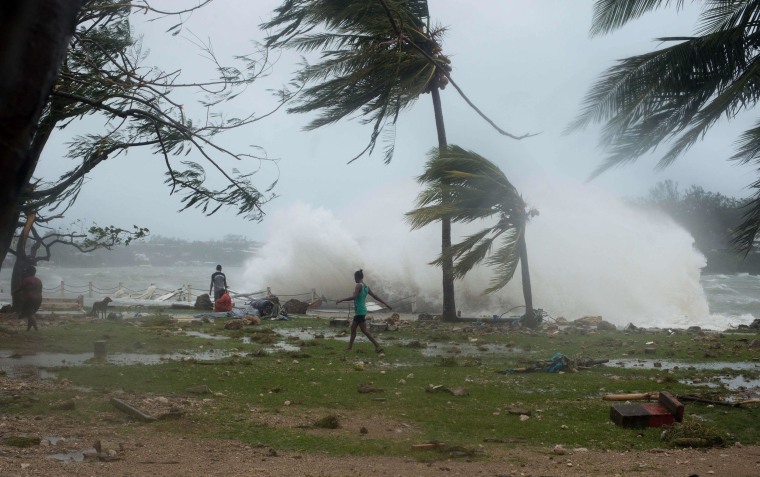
[1,413,759,477]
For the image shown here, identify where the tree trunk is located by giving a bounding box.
[518,230,533,317]
[430,87,457,322]
[11,213,36,310]
[0,0,83,271]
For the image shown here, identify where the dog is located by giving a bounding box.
[90,297,112,319]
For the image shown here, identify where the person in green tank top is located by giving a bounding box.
[336,269,391,353]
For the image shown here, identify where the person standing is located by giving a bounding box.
[17,265,43,331]
[336,269,391,353]
[209,264,227,300]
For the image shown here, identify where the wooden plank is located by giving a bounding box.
[659,391,684,422]
[110,397,156,422]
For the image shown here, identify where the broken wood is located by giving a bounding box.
[110,397,156,422]
[602,392,657,401]
[677,394,742,408]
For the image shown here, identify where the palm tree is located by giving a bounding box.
[406,145,535,320]
[261,0,455,319]
[569,0,760,254]
[262,0,532,321]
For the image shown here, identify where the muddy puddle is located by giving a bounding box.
[48,448,97,462]
[420,342,524,357]
[0,349,233,376]
[604,359,760,371]
[604,359,760,391]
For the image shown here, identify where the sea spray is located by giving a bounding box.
[242,178,722,328]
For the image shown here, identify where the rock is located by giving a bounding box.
[687,326,702,333]
[224,319,247,330]
[644,347,657,354]
[50,399,76,410]
[194,294,213,310]
[357,383,384,394]
[575,315,603,326]
[94,439,122,453]
[597,320,617,331]
[283,299,309,314]
[507,407,531,416]
[185,385,212,394]
[418,313,440,321]
[449,387,469,397]
[553,444,567,455]
[749,339,760,348]
[749,319,760,330]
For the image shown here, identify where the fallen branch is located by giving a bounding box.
[677,394,742,408]
[602,392,657,401]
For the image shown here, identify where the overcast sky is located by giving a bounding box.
[39,0,755,243]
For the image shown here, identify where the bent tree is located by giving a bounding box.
[407,146,536,320]
[0,0,84,270]
[3,0,298,270]
[262,0,531,321]
[570,0,760,254]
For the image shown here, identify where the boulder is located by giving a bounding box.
[194,294,213,310]
[283,298,309,314]
[575,315,603,326]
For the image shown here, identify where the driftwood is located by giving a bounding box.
[603,392,657,401]
[677,394,747,408]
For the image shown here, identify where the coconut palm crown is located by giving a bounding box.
[261,0,450,163]
[407,145,536,299]
[569,0,760,253]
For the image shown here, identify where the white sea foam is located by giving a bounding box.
[241,176,754,329]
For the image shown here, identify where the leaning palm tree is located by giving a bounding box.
[407,145,536,320]
[569,0,760,254]
[263,0,532,321]
[263,0,531,321]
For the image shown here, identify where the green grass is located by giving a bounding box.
[3,314,759,459]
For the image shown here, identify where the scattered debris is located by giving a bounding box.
[313,414,340,429]
[357,383,384,394]
[110,397,157,422]
[49,399,76,410]
[283,299,309,315]
[185,385,212,395]
[425,384,469,396]
[661,420,726,448]
[609,391,683,428]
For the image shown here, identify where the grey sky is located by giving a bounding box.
[40,0,754,242]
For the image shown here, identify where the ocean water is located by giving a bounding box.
[0,264,757,330]
[2,177,759,330]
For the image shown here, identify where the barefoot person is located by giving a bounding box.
[336,269,391,353]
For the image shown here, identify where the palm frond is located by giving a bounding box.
[261,0,435,163]
[590,0,685,37]
[407,144,530,293]
[483,230,522,294]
